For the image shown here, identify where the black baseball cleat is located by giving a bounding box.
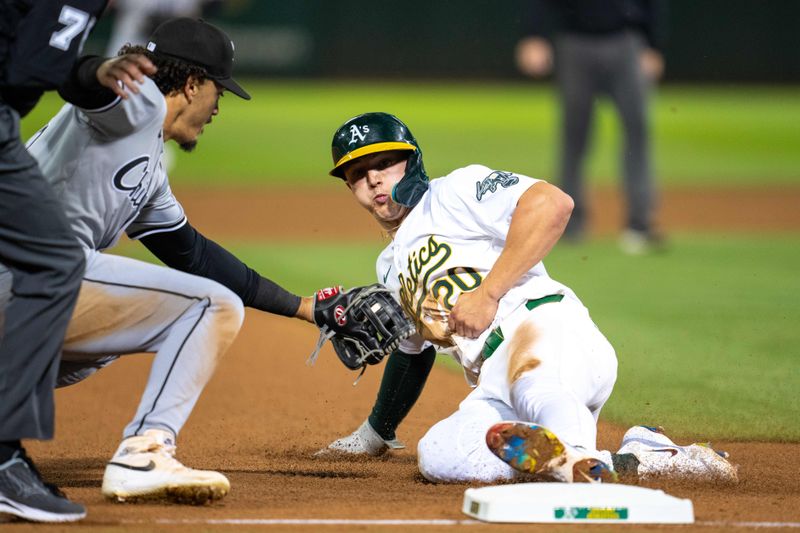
[0,449,86,523]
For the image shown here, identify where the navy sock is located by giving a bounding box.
[368,346,436,441]
[612,452,641,478]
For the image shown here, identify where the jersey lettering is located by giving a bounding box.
[397,236,451,325]
[475,170,520,201]
[112,156,151,207]
[49,6,92,51]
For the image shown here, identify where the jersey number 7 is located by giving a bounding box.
[49,5,96,52]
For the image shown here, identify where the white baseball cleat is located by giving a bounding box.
[314,419,404,457]
[102,429,229,504]
[616,425,738,483]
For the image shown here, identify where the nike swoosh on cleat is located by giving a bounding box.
[652,448,679,457]
[107,460,156,472]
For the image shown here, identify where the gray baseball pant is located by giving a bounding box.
[555,30,656,235]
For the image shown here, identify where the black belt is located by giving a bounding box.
[480,294,564,360]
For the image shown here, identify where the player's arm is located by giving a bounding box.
[140,222,313,322]
[449,181,573,338]
[57,54,156,109]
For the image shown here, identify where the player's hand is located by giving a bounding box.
[640,49,664,82]
[96,54,157,99]
[515,37,553,78]
[449,287,499,339]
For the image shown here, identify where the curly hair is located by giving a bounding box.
[118,45,209,96]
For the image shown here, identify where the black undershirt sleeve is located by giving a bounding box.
[57,55,117,109]
[140,222,301,317]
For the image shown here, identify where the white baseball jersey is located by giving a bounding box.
[26,77,185,252]
[376,164,580,381]
[391,166,618,483]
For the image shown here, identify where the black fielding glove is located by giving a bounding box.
[308,284,416,372]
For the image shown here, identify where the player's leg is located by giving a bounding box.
[61,252,244,503]
[0,104,87,522]
[417,394,519,483]
[63,252,244,437]
[608,31,657,241]
[506,300,617,449]
[479,298,617,481]
[554,34,599,240]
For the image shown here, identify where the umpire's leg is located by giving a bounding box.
[608,31,655,234]
[0,103,85,441]
[555,34,599,238]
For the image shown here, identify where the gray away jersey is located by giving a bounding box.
[26,77,186,251]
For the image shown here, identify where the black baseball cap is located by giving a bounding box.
[147,18,250,100]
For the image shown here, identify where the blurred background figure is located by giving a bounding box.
[516,0,667,254]
[105,0,222,55]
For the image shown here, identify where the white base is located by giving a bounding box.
[463,483,694,524]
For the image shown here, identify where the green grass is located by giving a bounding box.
[21,81,800,187]
[113,232,800,442]
[547,234,800,442]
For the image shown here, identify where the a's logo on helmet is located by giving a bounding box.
[334,305,347,326]
[348,124,369,144]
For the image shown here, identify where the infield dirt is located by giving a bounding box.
[14,186,800,532]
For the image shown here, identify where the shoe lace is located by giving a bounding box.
[154,441,177,458]
[137,437,178,463]
[16,447,68,498]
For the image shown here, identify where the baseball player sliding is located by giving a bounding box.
[0,18,318,506]
[318,112,738,484]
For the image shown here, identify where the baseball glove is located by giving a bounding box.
[308,284,415,373]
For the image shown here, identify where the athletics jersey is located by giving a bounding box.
[26,77,186,251]
[376,164,581,377]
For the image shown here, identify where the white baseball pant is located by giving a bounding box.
[417,297,617,483]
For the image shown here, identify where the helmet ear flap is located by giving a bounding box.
[391,147,429,207]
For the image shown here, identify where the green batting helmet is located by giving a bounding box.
[329,112,429,207]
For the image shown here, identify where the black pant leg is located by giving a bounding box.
[0,103,85,440]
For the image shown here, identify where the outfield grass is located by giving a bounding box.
[21,81,800,187]
[114,232,800,442]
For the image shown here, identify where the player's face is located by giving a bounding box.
[343,151,409,233]
[170,79,224,152]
